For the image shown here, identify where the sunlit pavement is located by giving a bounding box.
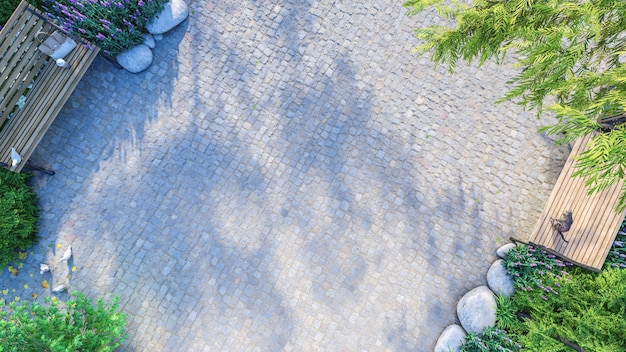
[6,1,569,350]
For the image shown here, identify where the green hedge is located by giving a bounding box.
[0,0,42,27]
[0,169,38,269]
[0,292,127,351]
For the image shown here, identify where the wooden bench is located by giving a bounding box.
[516,133,626,272]
[0,0,99,172]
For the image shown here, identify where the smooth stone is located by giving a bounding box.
[142,33,156,49]
[146,0,189,35]
[457,286,497,334]
[116,44,153,73]
[487,259,515,297]
[434,324,466,352]
[496,243,516,258]
[154,33,164,41]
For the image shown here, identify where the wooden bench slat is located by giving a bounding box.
[0,1,100,171]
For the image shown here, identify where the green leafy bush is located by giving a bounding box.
[511,267,626,351]
[42,0,168,55]
[0,292,128,351]
[0,0,42,27]
[460,326,521,352]
[0,169,38,270]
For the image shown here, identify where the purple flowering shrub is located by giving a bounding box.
[503,244,572,295]
[42,0,167,55]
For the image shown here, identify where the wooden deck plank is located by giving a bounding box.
[524,133,626,272]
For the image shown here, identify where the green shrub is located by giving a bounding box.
[512,267,626,351]
[0,0,42,26]
[460,326,521,352]
[0,169,38,270]
[0,292,128,351]
[42,0,168,56]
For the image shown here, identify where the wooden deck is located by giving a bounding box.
[0,0,99,171]
[523,133,626,272]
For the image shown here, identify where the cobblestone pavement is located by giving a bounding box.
[2,0,568,351]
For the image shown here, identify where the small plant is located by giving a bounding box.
[495,295,519,332]
[460,327,521,352]
[0,292,128,351]
[42,0,168,55]
[0,169,38,270]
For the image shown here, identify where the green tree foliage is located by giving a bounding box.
[404,0,626,211]
[0,169,38,269]
[0,292,128,352]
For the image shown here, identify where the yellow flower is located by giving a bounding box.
[1,289,8,295]
[18,252,27,260]
[57,243,62,249]
[23,284,28,289]
[31,293,38,299]
[71,266,77,273]
[41,280,49,289]
[14,297,19,302]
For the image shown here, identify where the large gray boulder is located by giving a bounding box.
[146,0,189,35]
[496,243,516,259]
[434,324,466,352]
[487,259,515,297]
[457,286,496,334]
[116,44,153,73]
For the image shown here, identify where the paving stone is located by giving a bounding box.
[0,0,572,351]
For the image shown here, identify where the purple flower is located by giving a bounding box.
[96,32,106,40]
[138,0,145,6]
[541,295,547,301]
[78,28,86,34]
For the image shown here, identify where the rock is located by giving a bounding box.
[457,286,496,334]
[146,0,189,35]
[487,259,515,297]
[142,33,156,49]
[116,44,153,73]
[154,33,164,41]
[434,324,466,352]
[496,243,516,258]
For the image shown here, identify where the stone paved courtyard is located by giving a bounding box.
[2,0,569,350]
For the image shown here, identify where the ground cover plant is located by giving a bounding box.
[0,292,127,351]
[42,0,168,55]
[0,169,38,270]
